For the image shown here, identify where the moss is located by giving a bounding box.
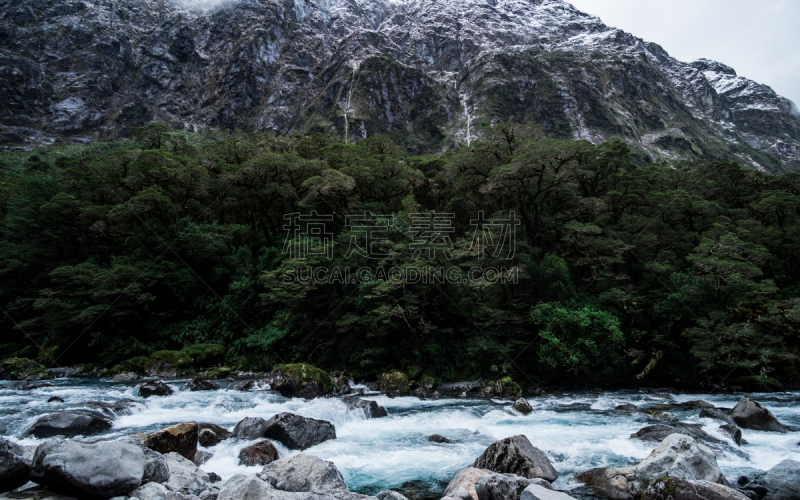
[381,371,410,394]
[121,356,148,372]
[180,344,226,367]
[0,357,54,380]
[659,477,676,495]
[146,350,195,375]
[406,365,423,380]
[498,377,522,398]
[207,366,233,379]
[103,364,126,376]
[272,363,334,393]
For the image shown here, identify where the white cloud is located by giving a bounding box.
[568,0,800,106]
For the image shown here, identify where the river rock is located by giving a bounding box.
[163,452,210,496]
[85,399,141,419]
[139,380,174,398]
[238,441,279,467]
[377,491,410,500]
[258,454,351,500]
[577,434,726,499]
[193,451,212,466]
[719,425,743,446]
[232,417,269,440]
[475,474,552,500]
[23,412,112,438]
[729,397,787,433]
[643,410,679,423]
[0,487,79,499]
[128,481,169,500]
[262,413,336,450]
[333,373,352,395]
[642,477,749,500]
[380,372,410,397]
[343,397,387,418]
[615,404,639,412]
[186,377,219,392]
[270,364,334,399]
[631,424,723,446]
[520,485,576,500]
[234,380,255,391]
[111,372,140,382]
[216,475,273,500]
[429,434,454,444]
[30,439,145,498]
[142,448,170,484]
[473,435,558,482]
[0,438,30,493]
[47,397,64,404]
[514,399,534,415]
[683,401,716,409]
[700,409,738,427]
[443,467,494,500]
[762,459,800,500]
[139,422,199,461]
[197,424,232,448]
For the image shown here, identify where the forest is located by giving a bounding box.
[1,123,799,389]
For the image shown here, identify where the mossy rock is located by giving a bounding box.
[419,375,437,391]
[380,371,410,395]
[481,377,522,400]
[271,363,334,399]
[207,367,233,379]
[180,344,226,367]
[145,350,195,377]
[0,357,55,381]
[406,365,423,380]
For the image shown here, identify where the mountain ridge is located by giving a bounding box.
[1,0,799,171]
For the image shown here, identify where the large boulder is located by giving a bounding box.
[216,475,274,500]
[631,424,724,446]
[232,417,269,439]
[238,441,279,466]
[139,422,199,461]
[576,434,726,500]
[142,448,170,484]
[729,397,787,433]
[473,435,558,482]
[258,454,352,500]
[763,459,800,500]
[197,424,232,447]
[343,397,388,418]
[475,474,551,500]
[513,399,534,415]
[29,439,145,498]
[23,412,112,438]
[127,481,169,500]
[186,377,219,392]
[0,487,78,499]
[521,485,577,500]
[145,351,195,378]
[480,378,522,400]
[162,452,210,497]
[642,477,750,500]
[262,413,336,450]
[138,380,174,398]
[84,399,141,419]
[0,358,55,381]
[380,372,410,396]
[0,438,30,493]
[699,409,737,427]
[443,468,495,500]
[270,364,334,399]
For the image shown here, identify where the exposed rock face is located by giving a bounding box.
[162,452,211,497]
[513,399,534,415]
[473,435,558,482]
[238,440,279,467]
[142,448,170,484]
[475,474,552,500]
[138,380,174,398]
[380,372,410,396]
[729,396,788,433]
[443,467,494,500]
[763,459,800,500]
[262,413,337,450]
[232,417,269,440]
[576,434,726,500]
[642,478,750,500]
[216,475,274,500]
[186,377,220,392]
[270,364,334,399]
[0,438,30,493]
[258,454,353,500]
[520,485,576,500]
[2,0,799,172]
[139,422,199,461]
[22,412,112,438]
[29,439,145,498]
[197,424,232,447]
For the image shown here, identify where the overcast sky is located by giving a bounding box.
[568,0,800,106]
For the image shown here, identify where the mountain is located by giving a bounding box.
[2,0,800,171]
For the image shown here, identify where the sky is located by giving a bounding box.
[567,0,800,106]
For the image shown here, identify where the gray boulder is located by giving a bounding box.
[513,400,533,415]
[520,485,576,500]
[642,477,750,500]
[763,459,800,500]
[729,397,787,433]
[699,409,737,427]
[30,439,145,497]
[577,434,726,500]
[443,468,494,500]
[343,398,388,419]
[631,424,724,446]
[232,418,269,440]
[0,487,79,499]
[429,435,454,444]
[615,404,639,412]
[262,413,336,450]
[23,412,112,438]
[683,401,716,410]
[719,425,743,446]
[138,381,174,398]
[216,475,273,500]
[186,377,219,392]
[0,438,30,493]
[376,492,409,500]
[162,453,210,497]
[473,436,558,482]
[258,454,350,500]
[142,448,170,484]
[128,481,169,500]
[85,399,141,419]
[643,410,679,423]
[475,473,551,500]
[197,424,232,448]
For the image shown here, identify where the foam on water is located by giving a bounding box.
[1,379,799,494]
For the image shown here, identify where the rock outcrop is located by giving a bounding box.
[23,412,112,438]
[238,441,279,467]
[473,435,558,482]
[270,364,334,399]
[138,380,174,398]
[0,438,30,493]
[641,477,750,500]
[139,422,199,461]
[475,474,552,500]
[186,377,220,392]
[261,413,337,450]
[729,396,788,433]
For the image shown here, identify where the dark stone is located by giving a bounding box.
[238,440,279,466]
[719,424,743,445]
[234,380,254,391]
[138,380,174,398]
[428,434,454,444]
[642,477,751,500]
[232,417,269,439]
[0,437,30,493]
[730,396,787,433]
[186,376,219,392]
[23,412,112,438]
[84,399,140,418]
[683,400,716,409]
[142,448,170,484]
[472,435,558,482]
[198,423,232,447]
[476,474,551,500]
[262,412,337,450]
[763,459,800,500]
[47,396,65,403]
[208,472,222,483]
[631,424,724,445]
[615,404,639,412]
[343,397,388,418]
[700,408,737,427]
[138,421,198,461]
[271,364,334,399]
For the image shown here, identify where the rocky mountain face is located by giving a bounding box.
[2,0,800,171]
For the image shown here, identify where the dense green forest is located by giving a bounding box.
[1,124,799,389]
